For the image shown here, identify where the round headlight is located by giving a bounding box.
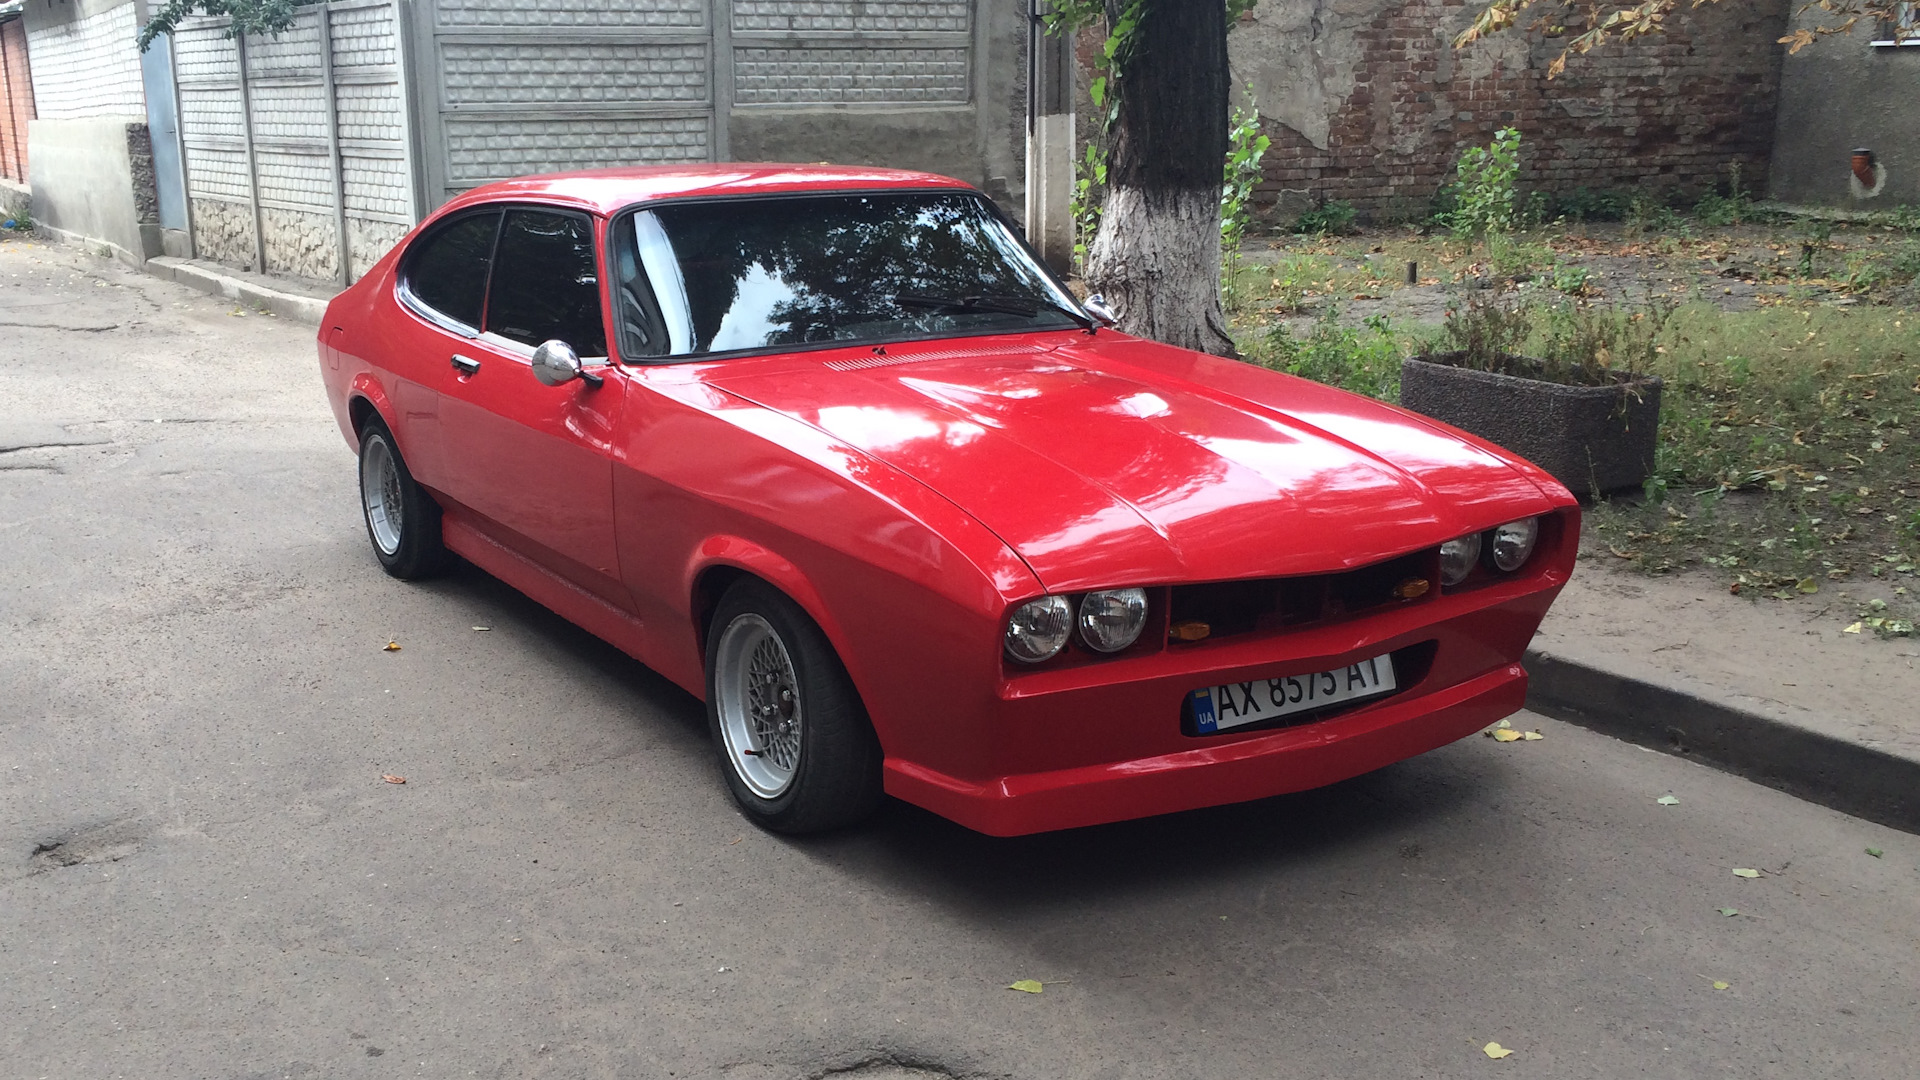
[1005,595,1073,663]
[1440,533,1483,586]
[1077,588,1149,653]
[1491,517,1540,572]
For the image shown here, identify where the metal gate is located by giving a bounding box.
[172,0,419,284]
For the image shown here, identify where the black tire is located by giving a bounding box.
[704,578,883,834]
[357,414,450,580]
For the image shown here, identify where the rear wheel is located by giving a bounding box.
[706,579,882,833]
[357,414,449,580]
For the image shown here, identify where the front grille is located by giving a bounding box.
[1169,548,1437,641]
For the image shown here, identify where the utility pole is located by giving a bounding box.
[1025,1,1075,277]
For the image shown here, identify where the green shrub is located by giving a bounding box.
[1443,128,1521,240]
[1250,311,1405,401]
[1431,292,1673,386]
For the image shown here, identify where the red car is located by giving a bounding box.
[319,165,1577,836]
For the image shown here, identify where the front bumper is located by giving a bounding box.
[880,577,1558,836]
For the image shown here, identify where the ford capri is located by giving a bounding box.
[318,165,1577,836]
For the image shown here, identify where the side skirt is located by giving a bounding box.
[440,511,704,699]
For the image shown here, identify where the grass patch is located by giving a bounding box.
[1593,304,1920,622]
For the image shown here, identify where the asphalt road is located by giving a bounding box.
[3,236,1917,1080]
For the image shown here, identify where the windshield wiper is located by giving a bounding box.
[894,293,1095,332]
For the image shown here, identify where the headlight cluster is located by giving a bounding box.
[1005,587,1149,664]
[1440,516,1542,586]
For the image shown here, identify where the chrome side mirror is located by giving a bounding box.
[1082,293,1118,327]
[531,339,594,387]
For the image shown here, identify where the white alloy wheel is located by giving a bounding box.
[713,612,805,799]
[360,433,404,557]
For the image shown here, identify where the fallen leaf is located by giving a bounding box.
[1657,795,1681,805]
[1496,719,1512,729]
[1732,868,1761,878]
[381,774,406,784]
[1866,847,1884,858]
[1008,979,1043,994]
[472,626,491,632]
[1718,907,1739,917]
[1483,1041,1514,1059]
[383,641,401,651]
[1797,577,1820,594]
[1522,731,1544,741]
[1713,980,1730,990]
[1493,729,1523,742]
[1844,622,1864,634]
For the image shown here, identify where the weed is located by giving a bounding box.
[1248,309,1407,400]
[1295,200,1358,237]
[1554,187,1632,223]
[1695,163,1760,227]
[1547,261,1593,295]
[1221,96,1271,253]
[1445,128,1521,240]
[1486,233,1553,281]
[1625,194,1688,236]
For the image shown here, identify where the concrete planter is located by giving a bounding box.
[1400,352,1661,497]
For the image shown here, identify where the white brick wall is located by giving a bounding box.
[26,1,147,120]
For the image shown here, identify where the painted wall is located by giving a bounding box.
[2,15,33,184]
[1769,19,1920,207]
[1224,0,1790,221]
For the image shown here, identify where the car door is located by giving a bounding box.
[433,206,629,609]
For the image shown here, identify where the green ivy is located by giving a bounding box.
[138,0,317,50]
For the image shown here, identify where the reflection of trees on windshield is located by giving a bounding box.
[652,194,1075,353]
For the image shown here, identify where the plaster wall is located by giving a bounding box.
[1769,21,1920,206]
[26,116,158,263]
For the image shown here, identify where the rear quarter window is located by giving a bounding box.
[402,211,501,330]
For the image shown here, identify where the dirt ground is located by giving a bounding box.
[1239,219,1902,331]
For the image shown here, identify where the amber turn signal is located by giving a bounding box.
[1393,577,1432,600]
[1169,620,1212,642]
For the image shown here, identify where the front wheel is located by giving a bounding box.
[706,579,882,833]
[357,415,449,580]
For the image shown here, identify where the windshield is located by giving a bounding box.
[613,191,1085,359]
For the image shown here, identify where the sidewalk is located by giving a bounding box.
[1527,556,1920,833]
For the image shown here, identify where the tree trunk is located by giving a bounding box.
[1084,0,1236,357]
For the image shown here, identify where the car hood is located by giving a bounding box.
[707,335,1564,592]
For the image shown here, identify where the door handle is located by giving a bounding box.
[451,354,480,375]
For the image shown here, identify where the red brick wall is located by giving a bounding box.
[1256,0,1790,221]
[1,18,32,184]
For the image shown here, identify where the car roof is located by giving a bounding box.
[437,164,979,218]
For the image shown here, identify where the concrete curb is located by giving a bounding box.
[1525,649,1920,836]
[145,256,332,325]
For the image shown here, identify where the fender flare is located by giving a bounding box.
[345,372,397,453]
[685,535,859,683]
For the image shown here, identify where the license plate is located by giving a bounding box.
[1188,654,1397,734]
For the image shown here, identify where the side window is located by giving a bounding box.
[403,211,500,330]
[485,209,607,357]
